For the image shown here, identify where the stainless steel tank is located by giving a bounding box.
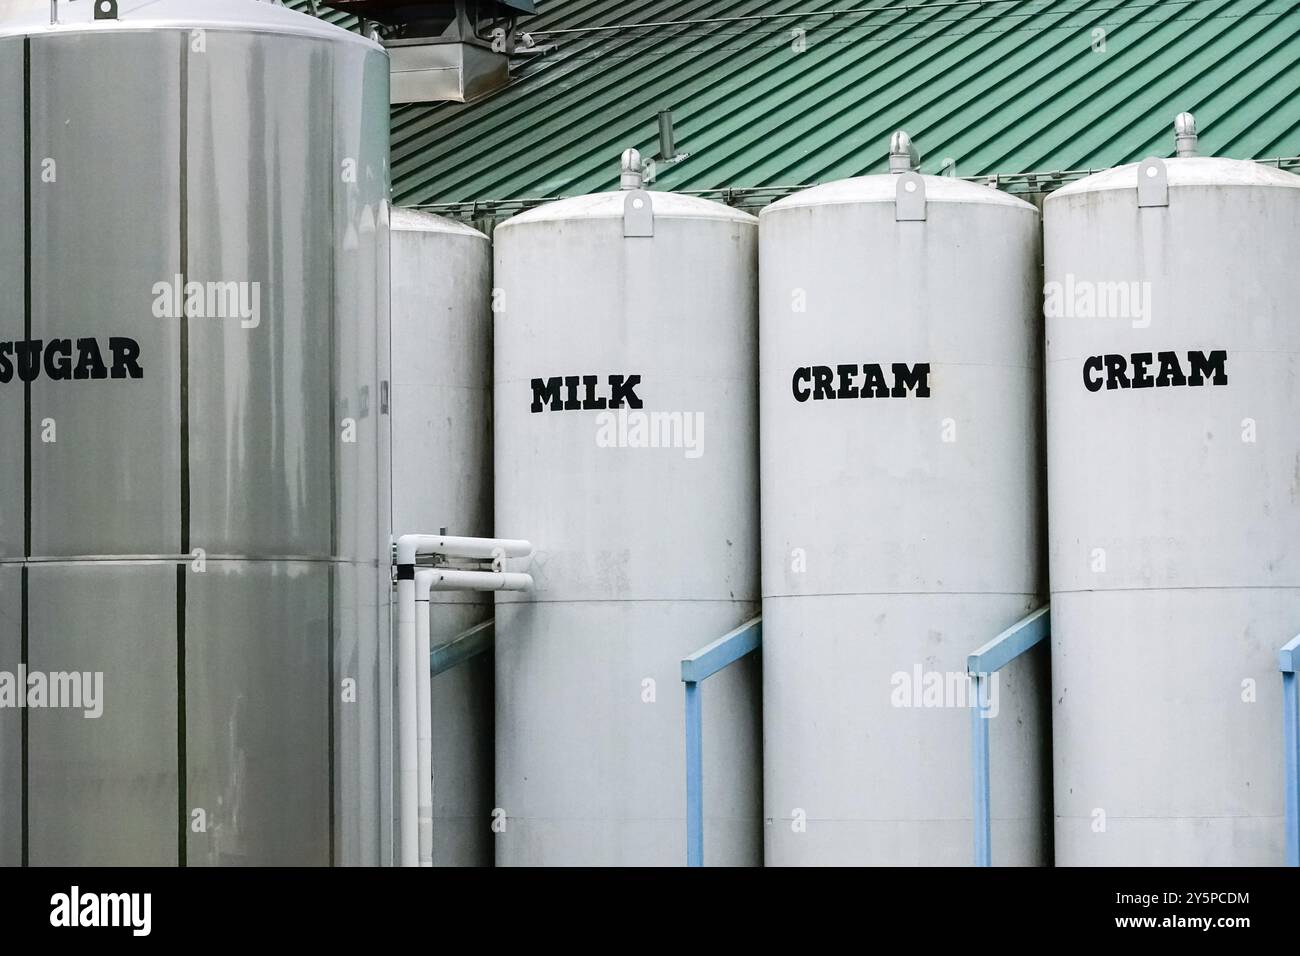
[0,0,390,865]
[1045,114,1300,865]
[492,152,762,866]
[759,134,1049,865]
[390,208,494,867]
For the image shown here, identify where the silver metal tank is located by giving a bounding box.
[390,208,494,867]
[759,134,1049,865]
[0,0,390,865]
[493,152,762,866]
[1045,114,1300,865]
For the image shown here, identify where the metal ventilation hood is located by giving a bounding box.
[320,1,537,24]
[321,0,537,104]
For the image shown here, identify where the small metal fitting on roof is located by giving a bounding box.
[620,148,644,190]
[889,131,920,174]
[658,111,677,162]
[1174,112,1198,158]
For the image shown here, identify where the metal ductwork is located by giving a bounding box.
[321,0,538,103]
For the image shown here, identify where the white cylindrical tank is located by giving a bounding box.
[390,208,494,867]
[759,134,1049,865]
[1045,114,1300,865]
[492,152,761,866]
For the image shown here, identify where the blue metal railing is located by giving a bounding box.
[966,604,1050,867]
[680,615,761,867]
[430,618,494,677]
[1282,634,1300,867]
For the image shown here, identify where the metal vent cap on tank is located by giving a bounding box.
[1049,112,1300,201]
[762,129,1038,215]
[496,149,756,230]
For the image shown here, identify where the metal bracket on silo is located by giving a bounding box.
[619,147,655,237]
[93,0,118,19]
[1137,157,1169,208]
[896,171,926,221]
[623,191,654,238]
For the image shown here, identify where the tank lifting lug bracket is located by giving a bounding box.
[92,0,118,19]
[623,190,655,238]
[895,171,927,221]
[1137,157,1169,208]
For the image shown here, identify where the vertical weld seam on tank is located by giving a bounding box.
[20,567,28,866]
[175,566,187,865]
[22,38,31,560]
[327,47,339,868]
[176,33,190,868]
[327,564,335,866]
[21,35,31,869]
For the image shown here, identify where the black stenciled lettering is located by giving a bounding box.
[1155,351,1187,387]
[890,363,930,398]
[609,374,642,409]
[1130,352,1154,389]
[1083,356,1104,392]
[44,338,73,381]
[0,336,141,384]
[531,373,643,411]
[1103,354,1130,390]
[563,375,581,410]
[581,374,607,410]
[108,337,144,380]
[811,366,834,400]
[1082,350,1226,393]
[861,363,889,398]
[530,376,563,413]
[1188,349,1227,386]
[74,338,108,380]
[791,361,933,400]
[15,340,41,383]
[835,364,860,399]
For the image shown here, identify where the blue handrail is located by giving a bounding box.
[966,604,1050,867]
[680,615,761,867]
[430,618,493,677]
[1281,634,1300,867]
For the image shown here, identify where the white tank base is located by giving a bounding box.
[494,599,762,867]
[1051,588,1292,866]
[763,593,1050,866]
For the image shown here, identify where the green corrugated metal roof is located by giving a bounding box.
[293,0,1300,208]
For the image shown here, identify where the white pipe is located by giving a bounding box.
[414,571,437,868]
[426,568,534,592]
[395,573,419,867]
[394,534,533,867]
[396,534,532,565]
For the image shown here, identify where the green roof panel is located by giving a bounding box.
[290,0,1300,208]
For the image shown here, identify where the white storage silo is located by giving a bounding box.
[759,134,1050,865]
[390,208,494,867]
[1045,115,1300,865]
[492,152,762,866]
[0,0,390,865]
